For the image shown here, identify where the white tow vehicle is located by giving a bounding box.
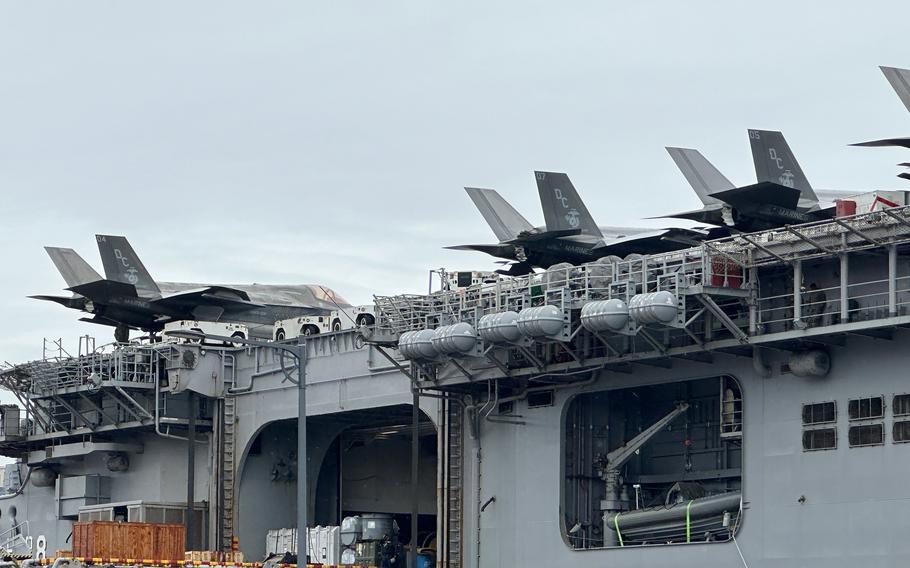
[273,305,376,340]
[163,320,249,345]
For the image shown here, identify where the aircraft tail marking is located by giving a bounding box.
[748,129,818,208]
[534,171,603,238]
[96,235,161,296]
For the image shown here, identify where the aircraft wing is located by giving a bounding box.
[68,280,139,300]
[496,262,535,277]
[155,286,258,308]
[149,286,265,322]
[507,228,582,243]
[78,315,126,328]
[445,244,518,257]
[651,205,722,223]
[29,294,89,310]
[709,181,802,210]
[592,228,706,257]
[851,137,910,149]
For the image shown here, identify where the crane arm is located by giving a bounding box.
[606,402,689,469]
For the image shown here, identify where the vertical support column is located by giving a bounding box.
[793,260,803,327]
[840,253,849,323]
[297,341,308,562]
[337,431,344,526]
[186,391,196,551]
[748,267,759,335]
[410,388,420,568]
[641,257,648,293]
[889,245,898,316]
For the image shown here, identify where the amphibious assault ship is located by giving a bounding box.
[2,202,910,567]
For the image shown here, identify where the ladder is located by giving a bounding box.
[445,400,464,568]
[220,395,237,550]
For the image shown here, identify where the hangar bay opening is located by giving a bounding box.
[562,375,743,549]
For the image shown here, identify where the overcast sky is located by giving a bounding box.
[1,2,910,367]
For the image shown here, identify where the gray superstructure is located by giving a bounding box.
[5,206,910,566]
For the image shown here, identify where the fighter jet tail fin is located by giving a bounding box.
[534,171,603,238]
[748,129,818,208]
[665,148,732,205]
[881,66,910,113]
[464,187,535,242]
[44,247,103,289]
[95,235,161,297]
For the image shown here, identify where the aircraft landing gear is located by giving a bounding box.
[114,324,130,344]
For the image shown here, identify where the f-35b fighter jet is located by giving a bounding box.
[32,235,349,341]
[663,129,853,233]
[448,171,706,276]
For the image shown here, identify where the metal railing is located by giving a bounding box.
[374,243,746,335]
[0,521,31,556]
[0,340,163,397]
[374,205,910,339]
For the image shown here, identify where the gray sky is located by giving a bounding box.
[2,2,910,366]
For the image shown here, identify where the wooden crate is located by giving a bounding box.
[73,521,185,561]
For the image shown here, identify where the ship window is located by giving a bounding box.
[164,508,183,524]
[894,421,910,443]
[848,424,883,447]
[528,390,554,408]
[802,401,836,425]
[803,428,837,451]
[562,376,743,550]
[848,396,883,421]
[145,507,164,524]
[893,394,910,417]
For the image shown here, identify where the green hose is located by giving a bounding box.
[614,513,624,547]
[686,500,694,543]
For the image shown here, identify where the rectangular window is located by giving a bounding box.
[894,394,910,417]
[802,428,837,451]
[848,396,884,421]
[894,421,910,443]
[848,424,884,447]
[802,401,836,425]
